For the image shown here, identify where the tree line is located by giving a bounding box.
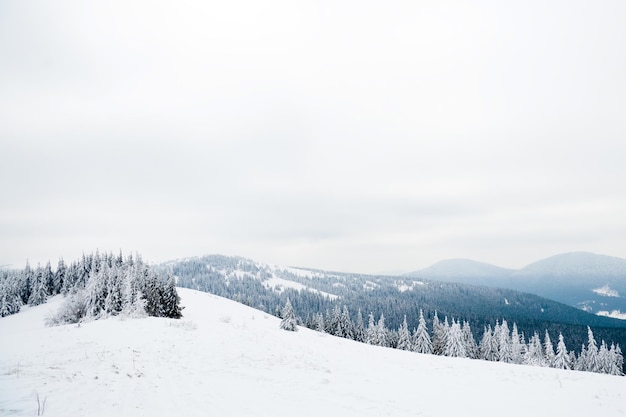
[279,300,624,376]
[0,251,182,323]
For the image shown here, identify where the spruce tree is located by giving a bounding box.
[412,309,432,355]
[53,258,66,295]
[498,320,512,363]
[366,313,377,345]
[279,299,298,331]
[544,330,556,367]
[376,313,387,347]
[160,274,183,319]
[340,306,354,340]
[444,319,467,358]
[510,323,524,364]
[480,325,497,361]
[462,321,479,359]
[354,309,365,342]
[524,332,546,367]
[397,315,411,351]
[585,327,601,373]
[553,333,571,370]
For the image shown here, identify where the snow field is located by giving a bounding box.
[1,288,626,416]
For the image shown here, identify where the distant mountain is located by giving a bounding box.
[407,259,514,286]
[167,254,626,351]
[407,252,626,318]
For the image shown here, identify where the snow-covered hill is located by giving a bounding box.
[2,289,626,417]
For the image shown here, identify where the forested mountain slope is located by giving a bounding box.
[406,252,626,317]
[168,255,626,351]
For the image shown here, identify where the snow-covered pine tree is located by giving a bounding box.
[585,327,601,373]
[0,285,11,317]
[498,320,512,363]
[53,258,66,295]
[42,261,54,295]
[376,313,387,347]
[598,341,611,374]
[279,298,298,331]
[340,306,354,340]
[412,309,432,355]
[543,330,556,367]
[462,321,479,359]
[433,314,450,356]
[553,333,571,370]
[329,305,342,336]
[366,313,377,345]
[160,274,183,319]
[315,312,326,333]
[444,319,467,358]
[28,266,48,306]
[354,309,365,342]
[610,344,624,376]
[524,332,546,367]
[432,312,444,355]
[510,323,524,364]
[397,315,411,351]
[491,321,502,361]
[575,344,587,371]
[480,325,497,361]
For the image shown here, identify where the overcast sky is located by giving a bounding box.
[1,0,625,273]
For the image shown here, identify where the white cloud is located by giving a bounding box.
[1,0,626,271]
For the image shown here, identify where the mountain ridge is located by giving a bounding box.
[406,251,626,316]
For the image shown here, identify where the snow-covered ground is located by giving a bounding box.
[592,284,620,298]
[2,289,626,417]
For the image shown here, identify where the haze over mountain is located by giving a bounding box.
[407,252,626,317]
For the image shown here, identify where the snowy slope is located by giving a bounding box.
[2,289,626,417]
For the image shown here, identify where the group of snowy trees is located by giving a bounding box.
[0,251,182,324]
[284,302,624,376]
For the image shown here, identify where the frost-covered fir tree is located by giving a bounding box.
[498,320,512,363]
[366,313,377,345]
[462,321,479,359]
[553,333,571,370]
[396,315,411,351]
[279,299,298,331]
[432,314,450,356]
[315,312,326,333]
[575,344,587,371]
[610,344,624,376]
[160,274,183,319]
[510,323,524,364]
[480,325,497,362]
[598,341,611,374]
[329,305,342,336]
[490,321,502,361]
[524,332,547,367]
[354,309,365,342]
[53,258,66,295]
[376,313,387,347]
[543,330,555,367]
[444,319,467,358]
[585,327,601,373]
[412,309,432,355]
[340,306,354,340]
[28,266,48,306]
